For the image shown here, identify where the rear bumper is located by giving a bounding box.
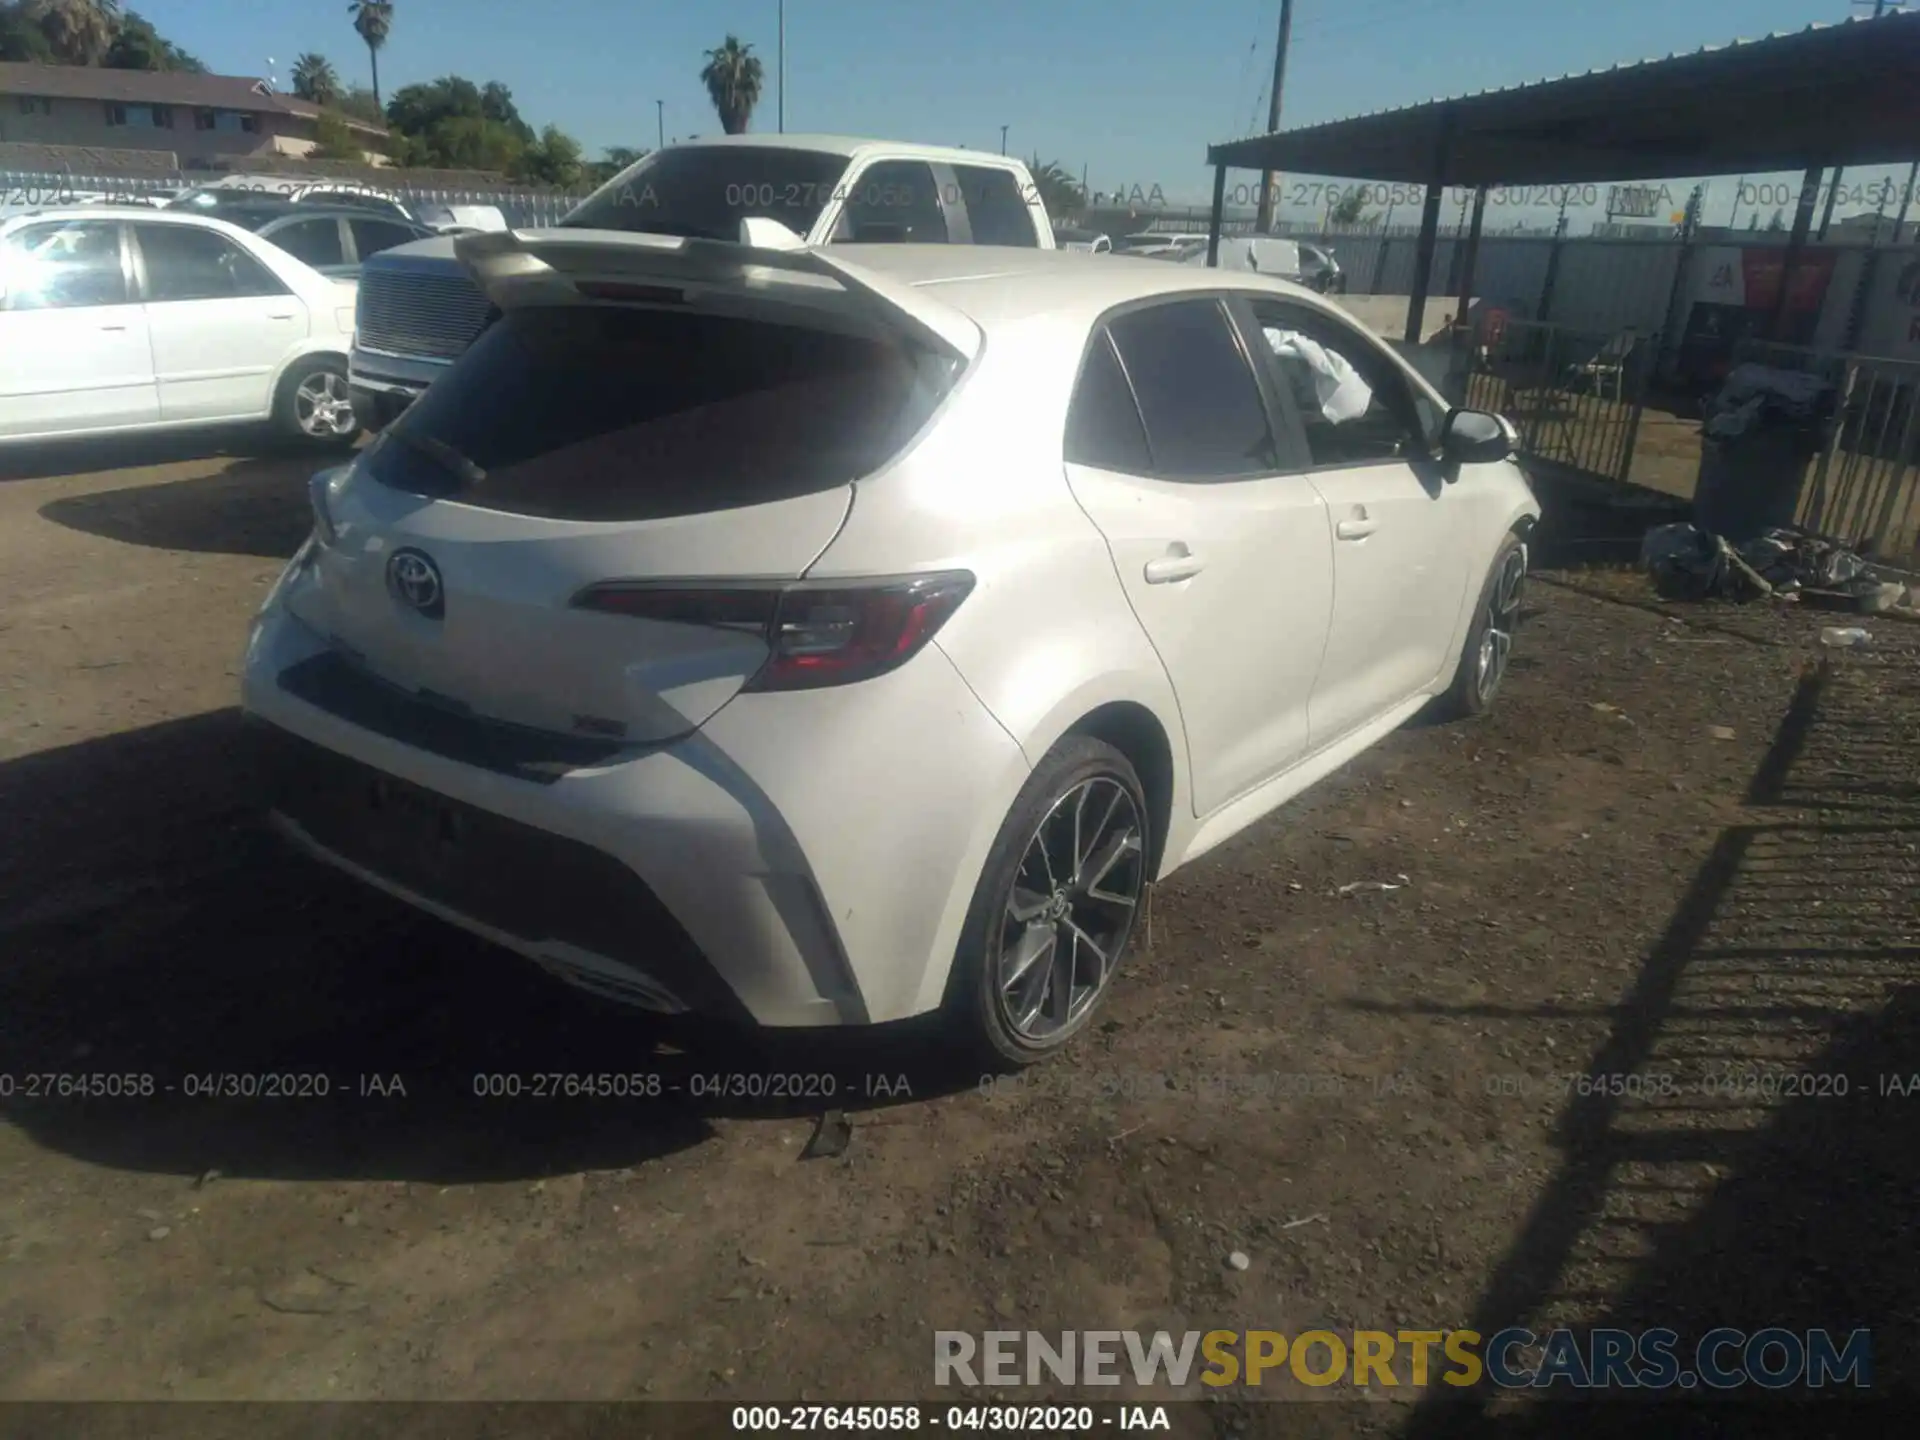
[347,345,450,400]
[240,596,1031,1028]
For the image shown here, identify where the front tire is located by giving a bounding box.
[275,356,361,450]
[948,736,1150,1069]
[1435,531,1528,719]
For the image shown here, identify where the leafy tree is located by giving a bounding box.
[1025,157,1086,220]
[0,2,58,61]
[347,0,393,109]
[309,111,363,160]
[700,35,762,135]
[1766,208,1786,231]
[1329,188,1371,227]
[24,0,118,64]
[102,8,201,70]
[511,123,583,187]
[292,53,341,105]
[584,145,646,186]
[480,79,533,143]
[333,85,384,125]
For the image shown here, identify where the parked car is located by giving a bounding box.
[410,203,511,235]
[0,208,361,447]
[244,235,1539,1065]
[1055,227,1112,254]
[347,136,1055,429]
[203,200,436,279]
[171,178,415,224]
[1298,241,1345,294]
[1118,233,1208,262]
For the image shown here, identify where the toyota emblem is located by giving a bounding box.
[387,548,444,618]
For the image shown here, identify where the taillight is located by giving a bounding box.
[572,572,975,691]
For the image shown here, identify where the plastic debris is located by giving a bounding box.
[1338,874,1409,896]
[1819,627,1871,648]
[1227,1251,1251,1271]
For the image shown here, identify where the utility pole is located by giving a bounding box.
[1253,0,1295,233]
[656,100,664,150]
[1000,125,1009,155]
[1841,2,1903,236]
[778,0,786,133]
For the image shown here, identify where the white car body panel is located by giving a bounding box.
[0,208,357,444]
[249,240,1540,1030]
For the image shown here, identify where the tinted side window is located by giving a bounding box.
[270,218,345,268]
[137,225,288,301]
[1245,298,1429,467]
[837,161,949,244]
[1,221,127,309]
[1064,330,1151,473]
[1107,300,1278,479]
[953,166,1037,247]
[350,219,424,258]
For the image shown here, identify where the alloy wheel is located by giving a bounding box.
[296,371,358,438]
[995,776,1145,1042]
[1475,545,1528,702]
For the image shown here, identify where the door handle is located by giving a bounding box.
[268,312,298,321]
[99,324,127,332]
[1143,547,1204,584]
[1336,518,1378,541]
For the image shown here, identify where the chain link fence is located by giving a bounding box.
[1,170,588,227]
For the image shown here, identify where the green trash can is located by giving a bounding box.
[1692,366,1839,543]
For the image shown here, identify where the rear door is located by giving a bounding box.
[828,160,953,244]
[949,164,1045,247]
[1062,298,1334,817]
[347,217,430,265]
[0,218,158,438]
[1240,294,1469,744]
[264,215,350,276]
[292,238,979,741]
[134,222,305,422]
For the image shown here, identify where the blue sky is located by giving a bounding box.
[141,0,1911,223]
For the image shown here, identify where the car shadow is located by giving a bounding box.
[0,426,355,485]
[0,708,981,1188]
[37,456,325,559]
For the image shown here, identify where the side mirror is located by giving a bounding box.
[1440,407,1517,469]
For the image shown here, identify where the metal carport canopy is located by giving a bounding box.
[1205,14,1920,186]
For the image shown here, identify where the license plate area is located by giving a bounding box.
[364,774,465,869]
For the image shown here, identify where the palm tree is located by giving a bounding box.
[291,52,340,106]
[347,0,393,110]
[699,35,762,135]
[1025,158,1086,220]
[26,0,119,64]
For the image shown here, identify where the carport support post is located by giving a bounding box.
[1768,163,1823,342]
[1404,181,1445,345]
[1453,185,1488,332]
[1207,164,1227,268]
[1403,108,1454,346]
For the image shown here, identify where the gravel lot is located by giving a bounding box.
[1,434,1914,1434]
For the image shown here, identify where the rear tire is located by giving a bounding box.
[947,737,1151,1070]
[275,356,361,450]
[1434,532,1528,720]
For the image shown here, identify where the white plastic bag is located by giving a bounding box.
[1264,328,1373,424]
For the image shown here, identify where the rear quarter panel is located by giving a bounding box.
[806,314,1195,1011]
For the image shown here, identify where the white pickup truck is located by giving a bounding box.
[349,136,1055,427]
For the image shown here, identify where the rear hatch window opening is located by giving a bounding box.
[361,301,964,523]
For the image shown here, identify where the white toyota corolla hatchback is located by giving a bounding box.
[242,229,1539,1066]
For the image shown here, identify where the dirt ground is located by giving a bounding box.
[2,433,1916,1434]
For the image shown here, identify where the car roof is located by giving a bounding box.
[2,206,256,239]
[674,134,1030,169]
[832,244,1325,326]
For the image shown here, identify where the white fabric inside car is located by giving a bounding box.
[1263,327,1373,424]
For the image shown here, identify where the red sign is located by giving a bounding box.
[1739,248,1835,313]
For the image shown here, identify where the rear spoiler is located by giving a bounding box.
[451,223,982,363]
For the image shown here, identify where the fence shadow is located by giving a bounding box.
[1362,640,1920,1430]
